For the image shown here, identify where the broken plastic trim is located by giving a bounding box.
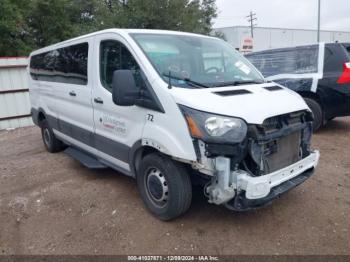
[224,167,315,211]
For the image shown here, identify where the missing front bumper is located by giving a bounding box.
[237,151,319,199]
[205,150,319,207]
[224,167,315,211]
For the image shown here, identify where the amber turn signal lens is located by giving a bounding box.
[185,115,203,138]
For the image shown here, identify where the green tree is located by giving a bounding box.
[112,0,217,34]
[0,0,218,56]
[199,0,217,34]
[0,0,31,56]
[24,0,115,46]
[213,31,226,41]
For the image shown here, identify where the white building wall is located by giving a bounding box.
[0,57,33,130]
[219,27,240,49]
[215,26,350,52]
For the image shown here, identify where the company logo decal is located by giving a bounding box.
[101,115,127,136]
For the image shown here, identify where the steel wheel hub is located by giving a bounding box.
[146,167,168,206]
[44,128,51,146]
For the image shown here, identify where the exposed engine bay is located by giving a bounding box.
[243,110,313,176]
[191,110,318,210]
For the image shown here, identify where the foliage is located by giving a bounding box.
[0,0,218,56]
[0,0,31,56]
[213,31,226,41]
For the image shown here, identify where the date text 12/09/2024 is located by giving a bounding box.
[127,256,219,261]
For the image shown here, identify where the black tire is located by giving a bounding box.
[40,119,65,153]
[137,152,192,221]
[304,98,323,132]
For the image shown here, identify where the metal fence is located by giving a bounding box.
[0,57,33,130]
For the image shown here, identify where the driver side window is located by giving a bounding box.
[100,40,142,91]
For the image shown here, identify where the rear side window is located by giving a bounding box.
[30,42,88,85]
[344,45,350,56]
[99,40,142,91]
[324,47,333,63]
[247,45,319,77]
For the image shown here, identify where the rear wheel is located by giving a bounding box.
[40,119,65,153]
[137,152,192,221]
[304,98,323,132]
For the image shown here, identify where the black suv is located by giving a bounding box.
[246,43,350,131]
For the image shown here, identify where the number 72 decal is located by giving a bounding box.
[147,114,154,122]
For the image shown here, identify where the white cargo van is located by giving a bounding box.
[28,29,319,220]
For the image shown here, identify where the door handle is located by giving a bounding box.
[69,91,76,97]
[94,97,104,104]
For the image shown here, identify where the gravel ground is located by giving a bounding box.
[0,118,349,255]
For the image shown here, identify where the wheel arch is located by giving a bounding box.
[129,141,161,177]
[31,107,47,127]
[297,91,323,107]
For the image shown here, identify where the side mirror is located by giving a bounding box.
[112,70,138,106]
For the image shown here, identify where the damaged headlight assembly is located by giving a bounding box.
[179,105,250,205]
[179,105,248,143]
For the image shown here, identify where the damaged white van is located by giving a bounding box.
[29,29,320,220]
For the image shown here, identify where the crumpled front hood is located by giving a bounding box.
[170,83,310,124]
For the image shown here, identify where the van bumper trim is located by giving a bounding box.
[225,167,315,211]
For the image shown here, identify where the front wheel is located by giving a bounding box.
[304,98,323,132]
[137,153,192,221]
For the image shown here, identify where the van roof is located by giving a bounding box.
[30,29,216,56]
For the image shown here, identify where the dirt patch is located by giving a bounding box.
[0,118,350,255]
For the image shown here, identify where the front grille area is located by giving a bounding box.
[263,131,301,173]
[245,110,313,176]
[260,110,312,134]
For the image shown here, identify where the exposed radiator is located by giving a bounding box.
[263,131,301,173]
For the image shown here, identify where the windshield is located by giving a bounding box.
[131,33,264,88]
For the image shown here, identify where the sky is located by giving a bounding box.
[213,0,350,32]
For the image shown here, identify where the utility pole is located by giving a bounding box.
[246,11,257,38]
[317,0,321,42]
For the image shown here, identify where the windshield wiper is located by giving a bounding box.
[163,73,210,89]
[215,80,265,87]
